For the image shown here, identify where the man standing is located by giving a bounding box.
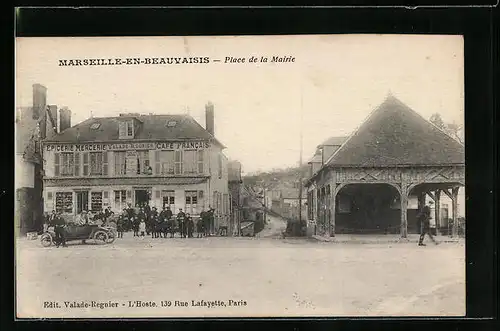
[207,207,215,236]
[177,208,186,238]
[52,211,67,248]
[417,201,438,246]
[186,213,194,238]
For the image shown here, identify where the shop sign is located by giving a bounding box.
[45,141,210,152]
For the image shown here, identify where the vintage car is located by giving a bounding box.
[40,224,112,247]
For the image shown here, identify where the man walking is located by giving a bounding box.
[417,200,438,246]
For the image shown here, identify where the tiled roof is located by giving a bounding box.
[319,136,347,147]
[307,151,322,164]
[326,95,465,167]
[44,114,225,147]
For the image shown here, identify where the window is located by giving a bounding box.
[114,151,127,176]
[183,150,197,174]
[126,121,134,136]
[118,120,134,139]
[223,194,229,215]
[166,120,177,127]
[60,152,75,176]
[185,191,198,214]
[91,192,103,212]
[162,190,175,209]
[155,150,175,175]
[90,122,101,130]
[88,152,108,176]
[55,192,73,214]
[174,150,182,174]
[137,151,150,174]
[114,190,127,211]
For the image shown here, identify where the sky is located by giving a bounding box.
[16,35,464,175]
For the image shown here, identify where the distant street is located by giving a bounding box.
[259,214,287,238]
[16,234,465,318]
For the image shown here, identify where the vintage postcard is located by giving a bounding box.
[15,34,465,318]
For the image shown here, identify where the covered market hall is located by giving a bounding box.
[305,95,465,238]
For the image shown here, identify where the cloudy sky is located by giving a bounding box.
[16,35,464,174]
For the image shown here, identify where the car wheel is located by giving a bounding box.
[41,233,53,247]
[106,229,116,244]
[93,230,108,245]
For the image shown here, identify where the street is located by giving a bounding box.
[16,232,465,318]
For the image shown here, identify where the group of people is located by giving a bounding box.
[115,203,216,239]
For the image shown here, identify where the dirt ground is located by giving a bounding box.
[16,231,465,318]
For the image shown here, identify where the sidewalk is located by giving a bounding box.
[311,234,464,244]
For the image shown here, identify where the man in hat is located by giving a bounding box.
[52,211,67,248]
[417,200,438,246]
[177,208,186,238]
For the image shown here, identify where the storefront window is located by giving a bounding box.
[162,190,175,209]
[114,190,127,211]
[55,192,73,214]
[91,192,103,213]
[185,191,198,214]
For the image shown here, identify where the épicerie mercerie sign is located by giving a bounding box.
[45,141,210,152]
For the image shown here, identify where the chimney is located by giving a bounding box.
[32,84,47,120]
[46,105,58,136]
[205,102,214,136]
[59,107,72,132]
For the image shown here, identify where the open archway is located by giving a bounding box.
[407,182,465,236]
[334,183,402,234]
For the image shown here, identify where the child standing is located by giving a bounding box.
[139,219,146,238]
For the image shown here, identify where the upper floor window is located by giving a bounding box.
[218,154,223,179]
[55,152,75,177]
[119,120,134,139]
[83,151,109,176]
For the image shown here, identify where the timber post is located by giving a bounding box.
[330,182,337,237]
[434,189,441,235]
[400,181,408,238]
[451,186,459,237]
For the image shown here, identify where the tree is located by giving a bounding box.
[430,113,464,144]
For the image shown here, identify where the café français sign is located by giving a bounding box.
[45,141,210,152]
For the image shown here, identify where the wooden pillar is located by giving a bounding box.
[418,192,426,211]
[400,184,408,238]
[434,190,441,235]
[330,183,337,237]
[451,187,459,237]
[325,186,331,238]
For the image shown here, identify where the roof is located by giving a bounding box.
[319,136,347,147]
[325,95,465,167]
[307,152,322,164]
[281,187,307,200]
[44,114,225,148]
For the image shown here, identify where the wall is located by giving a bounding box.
[16,154,35,188]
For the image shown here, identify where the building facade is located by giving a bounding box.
[16,84,61,235]
[41,103,230,231]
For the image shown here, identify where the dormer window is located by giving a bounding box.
[119,120,135,139]
[166,120,177,127]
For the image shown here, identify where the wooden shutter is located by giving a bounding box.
[103,152,109,175]
[118,121,126,138]
[175,150,182,174]
[197,150,204,174]
[54,153,60,176]
[155,150,160,175]
[83,152,89,176]
[74,153,80,176]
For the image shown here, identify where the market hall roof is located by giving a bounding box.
[325,95,465,167]
[44,114,225,148]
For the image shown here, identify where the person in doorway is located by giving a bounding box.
[177,208,186,238]
[52,211,67,248]
[417,201,438,246]
[139,218,146,238]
